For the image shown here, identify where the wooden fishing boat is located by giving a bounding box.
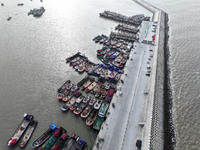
[51,133,69,150]
[91,82,102,95]
[105,89,115,102]
[94,99,103,110]
[93,116,104,130]
[85,81,97,93]
[31,123,57,149]
[57,80,71,94]
[80,105,93,118]
[37,127,66,150]
[19,120,38,148]
[59,89,70,101]
[69,56,81,65]
[66,52,80,63]
[7,113,33,147]
[73,101,88,115]
[86,110,98,126]
[61,93,81,111]
[76,139,86,150]
[100,89,108,99]
[62,91,75,102]
[89,98,96,106]
[61,132,80,150]
[77,76,90,87]
[69,96,84,111]
[83,95,91,103]
[81,77,95,90]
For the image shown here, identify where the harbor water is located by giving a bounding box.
[0,0,151,149]
[148,0,200,150]
[1,0,199,149]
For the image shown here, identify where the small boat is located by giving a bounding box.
[7,17,12,21]
[83,95,91,103]
[70,56,81,65]
[94,99,103,110]
[57,80,71,95]
[76,139,86,150]
[98,102,109,117]
[105,89,115,102]
[66,52,81,63]
[69,96,84,111]
[85,81,97,93]
[19,120,38,148]
[51,133,69,150]
[93,116,104,130]
[61,133,80,150]
[7,113,34,147]
[89,98,96,106]
[73,102,88,115]
[91,82,102,95]
[77,76,90,87]
[105,83,111,90]
[80,105,93,118]
[81,77,95,90]
[62,91,74,102]
[100,89,108,99]
[61,97,77,111]
[37,127,66,150]
[31,123,57,149]
[86,110,98,126]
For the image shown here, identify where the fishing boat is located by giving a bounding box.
[105,89,115,102]
[70,56,81,65]
[77,76,90,87]
[61,132,80,150]
[94,99,103,110]
[62,90,74,102]
[100,89,108,99]
[98,102,109,117]
[83,95,91,103]
[105,83,111,90]
[57,80,71,98]
[51,133,69,150]
[37,127,66,150]
[66,52,80,63]
[86,110,98,126]
[91,82,102,95]
[76,139,86,150]
[61,93,81,111]
[73,101,88,115]
[7,113,33,147]
[69,96,84,111]
[85,81,97,93]
[89,98,96,106]
[93,116,104,130]
[80,104,93,118]
[19,120,38,148]
[81,77,95,90]
[31,123,57,149]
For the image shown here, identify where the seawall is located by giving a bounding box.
[134,0,175,150]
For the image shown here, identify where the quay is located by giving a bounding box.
[93,0,168,150]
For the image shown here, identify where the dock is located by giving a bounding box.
[93,0,168,150]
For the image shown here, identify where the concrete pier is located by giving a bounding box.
[93,1,168,150]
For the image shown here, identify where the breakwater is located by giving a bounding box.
[134,0,175,150]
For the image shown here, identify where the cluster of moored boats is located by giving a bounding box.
[57,77,116,130]
[7,114,90,149]
[115,24,139,34]
[110,31,139,42]
[99,11,150,26]
[66,52,123,82]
